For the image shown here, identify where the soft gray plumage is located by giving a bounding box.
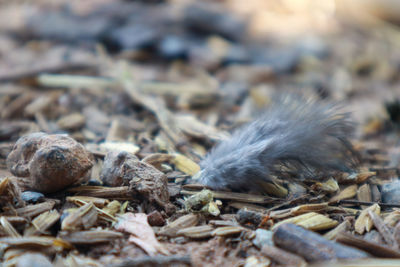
[197,94,357,191]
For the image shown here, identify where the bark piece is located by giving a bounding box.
[100,151,139,187]
[100,151,174,213]
[128,160,173,213]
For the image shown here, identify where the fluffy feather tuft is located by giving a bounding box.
[198,94,358,191]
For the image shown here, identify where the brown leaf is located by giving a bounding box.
[115,213,168,256]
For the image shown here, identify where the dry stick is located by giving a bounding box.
[336,232,400,258]
[338,200,400,208]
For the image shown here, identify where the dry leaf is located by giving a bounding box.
[115,213,168,256]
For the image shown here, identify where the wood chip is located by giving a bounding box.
[329,185,358,203]
[0,216,21,237]
[211,226,244,236]
[158,214,199,237]
[172,153,200,176]
[324,220,352,240]
[59,230,123,245]
[269,203,329,220]
[354,204,380,235]
[6,202,56,219]
[272,212,338,231]
[61,202,98,231]
[177,225,214,239]
[25,210,60,236]
[357,184,372,209]
[66,196,109,208]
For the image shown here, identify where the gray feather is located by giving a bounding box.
[198,94,357,191]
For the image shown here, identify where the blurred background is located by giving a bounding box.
[1,0,400,167]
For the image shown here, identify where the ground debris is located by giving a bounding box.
[1,0,400,265]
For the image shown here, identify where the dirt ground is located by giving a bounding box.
[1,1,400,266]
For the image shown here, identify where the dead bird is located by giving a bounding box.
[196,94,358,192]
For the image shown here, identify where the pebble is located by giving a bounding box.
[252,229,274,248]
[7,132,93,193]
[381,180,400,204]
[21,191,45,203]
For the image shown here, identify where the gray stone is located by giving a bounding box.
[252,229,274,248]
[381,180,400,204]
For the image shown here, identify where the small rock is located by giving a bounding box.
[7,132,93,193]
[15,253,53,267]
[381,180,400,204]
[158,36,187,60]
[147,210,165,226]
[253,229,274,248]
[21,191,45,203]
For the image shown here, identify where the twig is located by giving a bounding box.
[338,200,400,208]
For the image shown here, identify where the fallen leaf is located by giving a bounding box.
[115,213,168,256]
